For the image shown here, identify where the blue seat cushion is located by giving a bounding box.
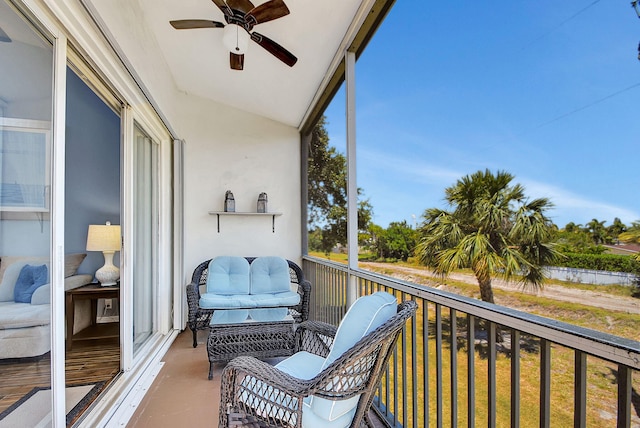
[199,292,299,309]
[248,291,300,307]
[199,293,257,309]
[14,264,48,304]
[301,402,356,428]
[249,257,291,294]
[238,352,325,427]
[206,256,250,295]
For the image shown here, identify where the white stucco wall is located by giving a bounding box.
[175,93,302,277]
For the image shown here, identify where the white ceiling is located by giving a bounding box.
[0,0,53,108]
[124,0,367,128]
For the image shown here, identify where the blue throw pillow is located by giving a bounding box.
[14,264,48,303]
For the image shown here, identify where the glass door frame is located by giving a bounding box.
[10,0,181,424]
[121,107,174,370]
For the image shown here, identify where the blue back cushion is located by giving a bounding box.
[206,257,250,295]
[323,291,397,368]
[309,291,398,422]
[250,257,290,294]
[14,264,49,303]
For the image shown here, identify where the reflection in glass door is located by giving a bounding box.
[132,124,158,354]
[0,0,54,424]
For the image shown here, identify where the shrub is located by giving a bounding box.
[553,252,640,275]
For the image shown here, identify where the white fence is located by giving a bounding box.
[545,266,638,286]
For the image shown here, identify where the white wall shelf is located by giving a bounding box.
[208,211,283,233]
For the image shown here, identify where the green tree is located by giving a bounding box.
[361,223,384,257]
[563,222,582,233]
[586,218,609,245]
[607,217,627,242]
[619,220,640,262]
[415,169,560,303]
[307,116,373,254]
[553,224,604,254]
[376,221,418,261]
[618,220,639,243]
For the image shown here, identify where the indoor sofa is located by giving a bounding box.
[0,254,91,359]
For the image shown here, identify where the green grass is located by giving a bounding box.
[381,297,637,427]
[307,252,639,426]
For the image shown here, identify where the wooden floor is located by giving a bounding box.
[0,337,120,420]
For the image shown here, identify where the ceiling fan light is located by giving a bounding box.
[222,24,249,55]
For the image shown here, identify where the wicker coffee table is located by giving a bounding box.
[207,316,296,380]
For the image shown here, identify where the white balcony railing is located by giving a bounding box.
[303,256,640,428]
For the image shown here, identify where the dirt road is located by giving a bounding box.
[361,262,640,315]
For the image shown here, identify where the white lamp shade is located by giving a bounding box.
[86,224,121,252]
[86,223,121,286]
[222,24,249,55]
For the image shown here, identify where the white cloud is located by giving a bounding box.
[521,179,640,225]
[359,148,462,184]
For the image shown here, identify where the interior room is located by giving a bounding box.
[0,2,122,419]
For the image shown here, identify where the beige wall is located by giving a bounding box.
[175,93,302,277]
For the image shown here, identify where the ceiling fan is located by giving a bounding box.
[170,0,297,71]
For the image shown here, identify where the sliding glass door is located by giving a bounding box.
[132,124,158,354]
[0,1,54,425]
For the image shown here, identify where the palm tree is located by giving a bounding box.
[619,221,640,262]
[619,221,640,243]
[586,218,608,245]
[415,169,560,303]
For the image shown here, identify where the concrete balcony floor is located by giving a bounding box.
[127,330,223,427]
[125,329,387,428]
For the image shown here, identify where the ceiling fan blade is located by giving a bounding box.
[230,52,244,70]
[246,0,290,26]
[170,20,225,30]
[211,0,233,17]
[226,0,255,14]
[0,26,11,43]
[250,32,297,67]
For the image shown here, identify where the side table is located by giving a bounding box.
[66,283,120,350]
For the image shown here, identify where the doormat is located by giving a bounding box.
[0,381,105,427]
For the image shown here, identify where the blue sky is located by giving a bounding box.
[324,1,640,230]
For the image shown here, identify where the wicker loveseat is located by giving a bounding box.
[186,256,310,348]
[219,292,418,428]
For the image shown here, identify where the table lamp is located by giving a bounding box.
[86,221,121,286]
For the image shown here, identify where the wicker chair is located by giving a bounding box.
[186,257,310,348]
[218,298,418,428]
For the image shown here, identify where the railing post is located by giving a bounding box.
[617,365,631,428]
[540,339,551,428]
[511,330,521,428]
[345,49,358,309]
[574,351,586,428]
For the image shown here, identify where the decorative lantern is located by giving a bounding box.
[224,190,235,212]
[257,192,268,213]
